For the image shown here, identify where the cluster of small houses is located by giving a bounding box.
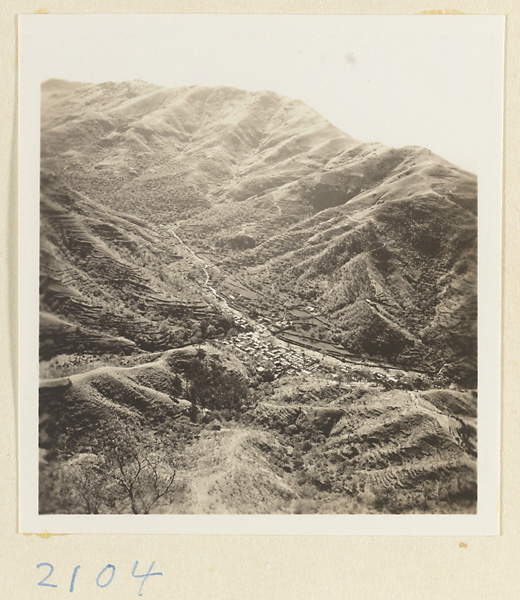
[222,328,321,378]
[217,298,408,386]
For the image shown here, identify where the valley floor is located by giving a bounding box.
[38,221,477,516]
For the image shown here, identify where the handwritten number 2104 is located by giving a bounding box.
[36,561,162,596]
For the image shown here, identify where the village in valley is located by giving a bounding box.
[222,327,320,379]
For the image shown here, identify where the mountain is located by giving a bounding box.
[41,80,358,214]
[40,78,477,383]
[38,79,478,515]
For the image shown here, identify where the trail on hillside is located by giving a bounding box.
[163,427,299,514]
[169,228,236,311]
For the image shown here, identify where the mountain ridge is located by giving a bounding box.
[38,80,478,515]
[40,79,477,382]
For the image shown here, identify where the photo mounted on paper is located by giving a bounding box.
[17,14,503,534]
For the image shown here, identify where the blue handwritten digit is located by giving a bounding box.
[96,564,116,588]
[36,563,58,588]
[131,561,163,597]
[69,565,81,593]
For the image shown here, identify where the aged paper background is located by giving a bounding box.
[1,1,517,598]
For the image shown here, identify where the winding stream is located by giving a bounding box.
[168,226,431,378]
[169,228,241,317]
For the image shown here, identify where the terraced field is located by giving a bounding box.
[39,344,476,514]
[38,79,478,515]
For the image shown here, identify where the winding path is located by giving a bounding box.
[167,225,434,378]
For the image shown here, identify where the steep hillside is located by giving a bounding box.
[41,79,477,382]
[39,79,478,515]
[39,168,235,369]
[39,345,476,515]
[41,79,358,221]
[239,146,477,381]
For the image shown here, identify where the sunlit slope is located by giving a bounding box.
[41,79,477,381]
[40,346,476,514]
[41,79,359,219]
[39,170,231,364]
[246,147,477,380]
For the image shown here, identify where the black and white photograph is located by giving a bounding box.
[18,14,503,533]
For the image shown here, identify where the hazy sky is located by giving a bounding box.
[20,14,503,174]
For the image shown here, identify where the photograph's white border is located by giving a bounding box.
[18,14,504,535]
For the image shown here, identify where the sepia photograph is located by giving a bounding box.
[18,14,503,533]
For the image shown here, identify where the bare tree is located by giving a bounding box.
[59,419,178,515]
[102,441,176,514]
